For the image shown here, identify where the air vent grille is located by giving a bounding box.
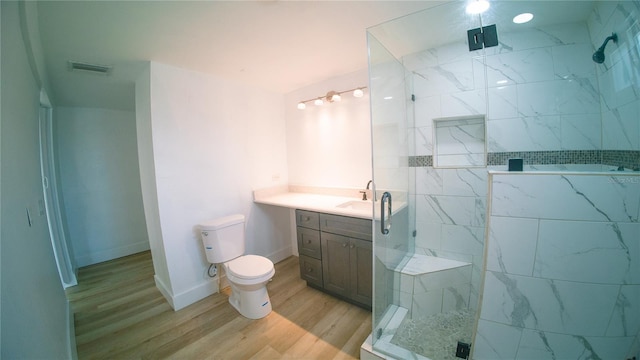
[67,61,112,75]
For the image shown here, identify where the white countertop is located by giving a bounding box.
[253,186,406,220]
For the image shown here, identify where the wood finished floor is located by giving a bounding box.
[66,251,372,359]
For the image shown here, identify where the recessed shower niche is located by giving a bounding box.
[432,115,486,168]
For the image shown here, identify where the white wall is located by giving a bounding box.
[285,69,372,189]
[135,66,172,295]
[136,62,291,310]
[0,1,73,358]
[55,107,149,266]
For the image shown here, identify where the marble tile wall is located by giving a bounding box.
[476,172,640,359]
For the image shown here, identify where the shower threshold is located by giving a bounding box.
[362,304,475,360]
[361,305,430,360]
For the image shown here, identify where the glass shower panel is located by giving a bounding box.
[480,1,607,168]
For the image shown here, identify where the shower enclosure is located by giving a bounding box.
[367,1,640,359]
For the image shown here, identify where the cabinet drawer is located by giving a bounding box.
[296,209,320,230]
[297,226,321,259]
[299,255,323,288]
[320,213,372,241]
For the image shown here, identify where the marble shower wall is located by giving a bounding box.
[475,172,640,359]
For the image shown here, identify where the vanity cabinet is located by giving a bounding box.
[296,209,372,309]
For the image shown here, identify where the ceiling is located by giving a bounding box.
[35,0,597,112]
[35,1,441,111]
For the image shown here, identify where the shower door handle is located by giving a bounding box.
[380,191,392,235]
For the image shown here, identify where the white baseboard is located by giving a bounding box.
[76,241,151,267]
[172,279,218,311]
[154,275,218,311]
[154,275,175,309]
[267,245,293,264]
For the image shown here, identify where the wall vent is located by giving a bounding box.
[67,61,112,75]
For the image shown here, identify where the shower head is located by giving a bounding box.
[592,33,618,64]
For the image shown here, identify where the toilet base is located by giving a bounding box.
[228,282,272,319]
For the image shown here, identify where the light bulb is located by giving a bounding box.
[353,88,364,98]
[314,98,323,106]
[331,94,341,102]
[297,102,306,110]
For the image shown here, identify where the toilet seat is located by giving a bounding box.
[226,255,274,280]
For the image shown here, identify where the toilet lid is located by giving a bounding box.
[227,255,274,280]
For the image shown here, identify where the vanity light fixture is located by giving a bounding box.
[297,86,367,109]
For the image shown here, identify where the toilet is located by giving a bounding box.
[199,214,275,319]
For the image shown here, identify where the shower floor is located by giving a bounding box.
[390,308,475,360]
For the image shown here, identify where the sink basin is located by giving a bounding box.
[336,200,375,211]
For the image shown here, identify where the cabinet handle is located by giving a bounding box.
[307,240,311,244]
[307,268,313,273]
[342,243,348,248]
[350,244,355,249]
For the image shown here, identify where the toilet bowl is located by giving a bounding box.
[199,215,275,319]
[223,255,275,319]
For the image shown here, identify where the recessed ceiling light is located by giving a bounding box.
[466,0,490,15]
[513,13,534,24]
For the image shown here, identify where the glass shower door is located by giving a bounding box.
[367,30,415,354]
[367,2,487,358]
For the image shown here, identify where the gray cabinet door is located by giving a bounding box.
[321,232,350,298]
[349,238,372,307]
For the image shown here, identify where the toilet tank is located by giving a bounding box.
[199,214,245,264]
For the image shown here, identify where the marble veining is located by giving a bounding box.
[559,175,613,221]
[490,271,539,329]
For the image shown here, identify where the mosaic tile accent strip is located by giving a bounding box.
[409,150,640,170]
[603,150,640,170]
[408,155,432,167]
[488,150,603,167]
